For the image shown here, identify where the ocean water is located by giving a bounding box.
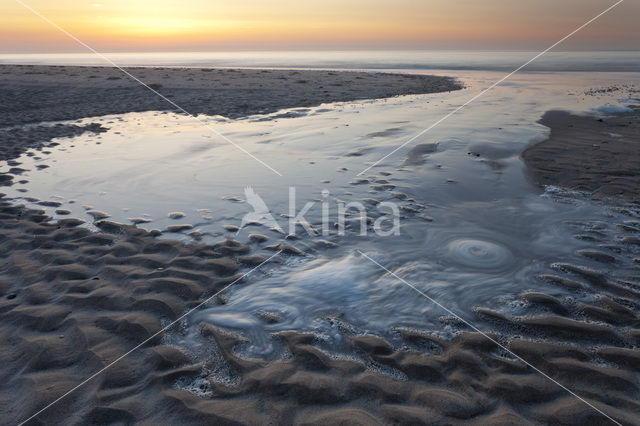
[2,66,639,357]
[1,50,639,72]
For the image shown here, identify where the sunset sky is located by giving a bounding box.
[1,0,638,53]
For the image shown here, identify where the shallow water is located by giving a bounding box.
[2,70,639,357]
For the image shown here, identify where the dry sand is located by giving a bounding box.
[1,66,639,424]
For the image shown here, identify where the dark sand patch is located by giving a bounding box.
[403,143,438,165]
[0,123,108,165]
[0,65,462,127]
[523,109,640,202]
[366,127,405,138]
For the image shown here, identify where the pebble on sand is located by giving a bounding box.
[166,224,193,232]
[189,230,203,240]
[87,210,110,220]
[38,200,62,207]
[222,195,243,202]
[349,178,370,185]
[248,233,269,243]
[129,217,152,224]
[362,198,380,205]
[265,243,305,256]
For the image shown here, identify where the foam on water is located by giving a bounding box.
[445,239,512,270]
[591,104,634,115]
[2,70,640,358]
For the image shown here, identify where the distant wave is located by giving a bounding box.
[1,50,639,72]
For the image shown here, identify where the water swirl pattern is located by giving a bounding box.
[445,239,512,270]
[2,70,639,357]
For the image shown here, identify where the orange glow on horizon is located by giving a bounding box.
[0,0,637,52]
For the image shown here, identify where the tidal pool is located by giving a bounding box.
[2,70,639,357]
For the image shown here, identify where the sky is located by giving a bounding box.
[0,0,638,53]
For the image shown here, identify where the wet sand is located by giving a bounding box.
[0,64,460,164]
[1,67,639,424]
[0,64,461,126]
[1,202,639,424]
[523,108,640,203]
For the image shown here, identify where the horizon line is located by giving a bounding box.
[1,48,640,55]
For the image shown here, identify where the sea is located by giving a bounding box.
[1,49,639,72]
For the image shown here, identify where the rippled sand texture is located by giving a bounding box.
[1,66,640,424]
[1,197,639,424]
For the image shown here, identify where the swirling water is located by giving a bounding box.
[2,70,639,357]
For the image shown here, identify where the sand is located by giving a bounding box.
[0,64,461,127]
[0,64,460,169]
[1,66,639,424]
[523,108,640,203]
[1,205,638,424]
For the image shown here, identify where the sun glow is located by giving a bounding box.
[0,0,637,52]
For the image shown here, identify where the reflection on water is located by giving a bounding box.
[2,50,640,72]
[2,70,639,356]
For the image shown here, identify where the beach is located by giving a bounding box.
[0,64,460,126]
[1,64,640,425]
[523,108,640,203]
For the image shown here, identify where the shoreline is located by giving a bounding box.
[0,64,461,168]
[0,64,461,127]
[523,108,640,204]
[1,68,639,424]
